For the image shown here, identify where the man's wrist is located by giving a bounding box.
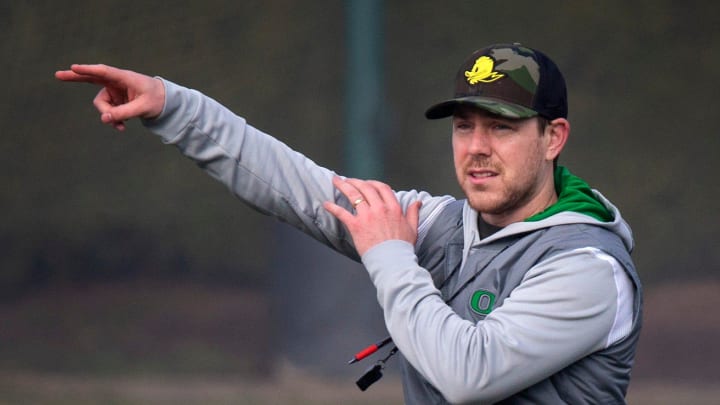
[361,240,417,281]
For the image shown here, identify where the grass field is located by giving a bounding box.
[1,281,718,404]
[1,370,719,404]
[0,365,403,405]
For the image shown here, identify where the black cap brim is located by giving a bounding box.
[425,96,539,120]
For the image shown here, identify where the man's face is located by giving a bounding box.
[452,106,557,226]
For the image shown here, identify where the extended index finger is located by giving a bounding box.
[54,64,124,85]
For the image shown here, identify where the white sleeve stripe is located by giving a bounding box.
[584,248,634,348]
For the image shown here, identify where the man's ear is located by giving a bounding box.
[545,118,570,161]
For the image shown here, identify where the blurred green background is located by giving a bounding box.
[1,0,719,403]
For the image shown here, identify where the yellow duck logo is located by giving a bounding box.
[465,56,504,85]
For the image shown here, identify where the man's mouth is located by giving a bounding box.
[470,171,496,178]
[466,168,499,185]
[469,166,499,176]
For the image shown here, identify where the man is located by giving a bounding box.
[56,43,642,404]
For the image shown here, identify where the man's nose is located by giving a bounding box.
[467,130,492,155]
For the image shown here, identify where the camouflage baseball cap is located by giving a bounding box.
[425,43,568,120]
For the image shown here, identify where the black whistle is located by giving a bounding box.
[356,363,384,391]
[354,346,398,391]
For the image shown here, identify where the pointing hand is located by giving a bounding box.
[55,64,165,131]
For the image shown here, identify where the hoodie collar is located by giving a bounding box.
[525,166,614,223]
[461,166,632,259]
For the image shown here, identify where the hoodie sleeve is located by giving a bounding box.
[142,79,454,260]
[363,241,631,404]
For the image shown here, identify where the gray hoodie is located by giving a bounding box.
[144,79,641,404]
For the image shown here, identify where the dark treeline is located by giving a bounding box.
[2,0,719,296]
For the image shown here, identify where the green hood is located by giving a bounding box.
[526,166,614,223]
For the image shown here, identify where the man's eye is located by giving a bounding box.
[492,123,513,131]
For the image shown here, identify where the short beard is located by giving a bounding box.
[476,183,537,216]
[464,159,544,219]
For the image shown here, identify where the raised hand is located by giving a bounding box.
[55,64,165,131]
[324,176,422,256]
